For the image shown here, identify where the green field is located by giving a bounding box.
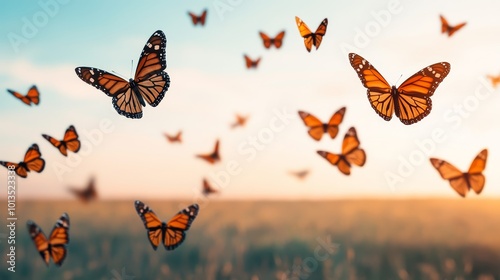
[1,199,499,280]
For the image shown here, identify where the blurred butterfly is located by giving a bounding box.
[0,144,45,178]
[27,213,70,266]
[42,125,80,156]
[317,127,366,175]
[259,30,285,49]
[430,149,487,198]
[196,139,220,164]
[289,169,310,180]
[440,15,466,37]
[295,16,328,52]
[164,131,182,143]
[188,9,207,26]
[298,107,346,141]
[244,55,261,69]
[202,178,218,196]
[75,30,170,119]
[134,200,199,250]
[349,53,450,125]
[487,74,500,88]
[231,114,249,129]
[68,177,97,203]
[7,85,40,106]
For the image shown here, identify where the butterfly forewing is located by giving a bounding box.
[135,30,167,80]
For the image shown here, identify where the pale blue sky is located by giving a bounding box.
[1,0,500,200]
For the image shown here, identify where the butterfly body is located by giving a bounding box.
[349,53,450,125]
[75,30,169,119]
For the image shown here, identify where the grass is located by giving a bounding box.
[0,199,499,279]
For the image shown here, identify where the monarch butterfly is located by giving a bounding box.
[259,31,285,49]
[134,200,199,250]
[75,30,170,119]
[196,139,220,164]
[244,55,261,69]
[231,114,249,129]
[0,144,45,178]
[188,9,207,26]
[202,178,218,196]
[295,16,328,52]
[27,213,70,266]
[440,15,466,37]
[430,149,487,198]
[298,107,346,141]
[42,125,80,156]
[317,127,366,175]
[68,177,97,203]
[164,131,182,143]
[487,74,500,88]
[349,53,451,125]
[289,169,310,180]
[7,85,39,106]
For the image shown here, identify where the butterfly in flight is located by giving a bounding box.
[440,15,466,37]
[135,200,199,250]
[317,127,366,175]
[231,114,249,129]
[289,169,310,180]
[0,144,45,178]
[244,55,261,69]
[487,74,500,88]
[42,125,80,156]
[349,53,451,125]
[295,16,328,52]
[27,213,70,266]
[188,9,207,26]
[202,178,218,196]
[196,139,220,164]
[164,131,182,143]
[259,30,285,49]
[298,107,346,141]
[7,85,39,106]
[430,149,487,198]
[68,177,98,203]
[75,30,170,119]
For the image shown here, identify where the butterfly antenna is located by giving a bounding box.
[130,60,134,77]
[395,74,403,85]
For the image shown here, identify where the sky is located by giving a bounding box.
[1,0,500,201]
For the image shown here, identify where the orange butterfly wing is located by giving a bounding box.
[259,32,272,49]
[135,201,164,250]
[298,111,324,141]
[349,53,450,125]
[164,204,199,250]
[467,149,487,195]
[326,107,346,139]
[27,213,70,266]
[430,158,468,197]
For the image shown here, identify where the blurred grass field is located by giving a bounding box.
[1,199,500,280]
